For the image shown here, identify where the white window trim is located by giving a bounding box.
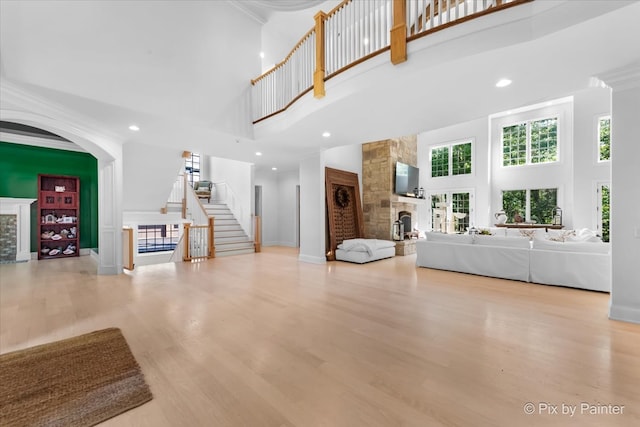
[429,138,475,178]
[501,115,560,168]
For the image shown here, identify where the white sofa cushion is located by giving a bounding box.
[473,235,531,249]
[338,239,396,255]
[532,239,610,254]
[566,228,602,243]
[425,232,473,244]
[505,228,546,240]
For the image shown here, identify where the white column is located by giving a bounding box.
[600,62,640,324]
[298,153,327,264]
[97,157,123,274]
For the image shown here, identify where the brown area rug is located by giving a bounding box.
[0,328,152,427]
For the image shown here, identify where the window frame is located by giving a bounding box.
[501,188,559,224]
[185,152,201,186]
[597,115,611,163]
[426,188,475,233]
[501,116,560,168]
[429,139,474,178]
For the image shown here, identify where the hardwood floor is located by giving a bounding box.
[1,247,638,426]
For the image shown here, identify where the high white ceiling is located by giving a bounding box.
[1,0,639,172]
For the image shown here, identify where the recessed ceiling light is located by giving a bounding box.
[128,124,140,131]
[322,131,331,138]
[256,152,262,156]
[496,78,512,88]
[272,167,277,171]
[259,51,265,59]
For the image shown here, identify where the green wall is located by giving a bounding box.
[0,141,99,251]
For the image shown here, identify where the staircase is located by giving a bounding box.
[203,203,255,257]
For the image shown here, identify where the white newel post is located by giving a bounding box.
[600,62,640,324]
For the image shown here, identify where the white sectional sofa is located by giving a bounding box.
[416,231,611,292]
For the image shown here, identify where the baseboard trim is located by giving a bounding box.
[609,303,640,324]
[298,254,326,264]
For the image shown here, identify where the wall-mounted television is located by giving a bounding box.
[395,162,420,197]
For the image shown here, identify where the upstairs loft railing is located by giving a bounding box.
[251,0,530,123]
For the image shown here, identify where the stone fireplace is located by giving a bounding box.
[362,136,420,255]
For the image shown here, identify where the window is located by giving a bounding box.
[502,124,527,166]
[597,183,610,243]
[502,188,557,223]
[429,190,474,233]
[431,146,449,177]
[452,143,472,175]
[431,141,472,177]
[502,117,558,167]
[598,116,611,162]
[138,224,180,253]
[185,152,200,186]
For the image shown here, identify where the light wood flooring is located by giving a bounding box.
[1,247,639,426]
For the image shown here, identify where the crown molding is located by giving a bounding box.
[225,0,267,25]
[597,61,640,92]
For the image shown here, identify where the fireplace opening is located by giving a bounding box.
[398,211,417,239]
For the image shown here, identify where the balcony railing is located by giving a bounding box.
[251,0,530,123]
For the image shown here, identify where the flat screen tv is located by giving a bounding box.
[395,162,420,196]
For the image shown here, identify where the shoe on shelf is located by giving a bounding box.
[63,244,76,255]
[49,248,60,256]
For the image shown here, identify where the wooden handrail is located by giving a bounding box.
[406,0,531,43]
[250,0,532,122]
[325,0,351,19]
[251,28,316,85]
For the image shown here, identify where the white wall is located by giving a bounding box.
[122,141,183,211]
[608,82,640,324]
[490,99,574,227]
[298,153,326,264]
[209,156,253,235]
[417,117,490,230]
[277,169,300,247]
[254,167,279,246]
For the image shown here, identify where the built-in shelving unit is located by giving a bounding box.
[37,174,80,260]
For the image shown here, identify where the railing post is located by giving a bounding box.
[314,11,327,98]
[254,215,262,253]
[183,222,191,261]
[390,0,408,65]
[208,217,215,259]
[122,227,134,270]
